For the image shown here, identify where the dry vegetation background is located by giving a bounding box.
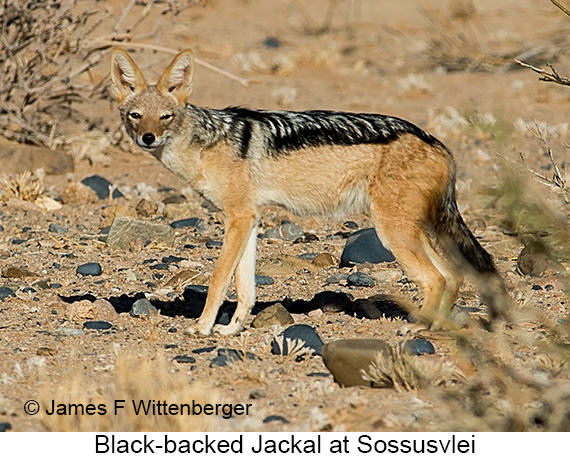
[0,0,570,432]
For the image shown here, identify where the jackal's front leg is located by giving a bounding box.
[213,222,258,336]
[189,212,258,336]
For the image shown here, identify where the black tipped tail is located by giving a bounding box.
[436,182,510,320]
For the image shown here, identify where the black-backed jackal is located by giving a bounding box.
[110,49,509,336]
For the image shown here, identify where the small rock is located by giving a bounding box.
[249,389,266,399]
[347,272,376,287]
[76,262,102,277]
[162,194,187,205]
[325,273,349,284]
[60,182,99,205]
[210,348,260,367]
[48,223,67,234]
[130,298,158,318]
[401,339,435,356]
[192,346,217,354]
[101,205,137,225]
[83,321,112,331]
[0,422,12,432]
[0,287,16,300]
[255,275,274,286]
[81,175,124,200]
[263,223,304,241]
[170,217,204,229]
[517,241,564,276]
[312,252,338,268]
[173,355,196,364]
[163,202,195,220]
[271,324,324,356]
[2,265,37,278]
[343,221,359,229]
[37,347,57,356]
[106,216,175,250]
[263,415,290,424]
[340,228,395,267]
[263,36,281,48]
[136,199,159,217]
[322,339,391,387]
[65,298,117,322]
[48,327,86,337]
[251,303,294,328]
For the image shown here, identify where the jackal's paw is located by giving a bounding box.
[184,323,212,337]
[396,322,429,337]
[213,322,243,336]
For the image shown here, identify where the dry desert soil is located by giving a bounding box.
[0,0,570,433]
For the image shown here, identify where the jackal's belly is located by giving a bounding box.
[254,150,371,217]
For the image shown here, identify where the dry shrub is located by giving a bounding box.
[0,170,44,202]
[39,350,221,432]
[421,0,566,73]
[360,344,466,392]
[0,0,200,148]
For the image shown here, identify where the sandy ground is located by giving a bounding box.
[1,0,570,432]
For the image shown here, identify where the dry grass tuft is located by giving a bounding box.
[39,350,221,432]
[360,344,466,392]
[420,0,565,73]
[0,170,44,202]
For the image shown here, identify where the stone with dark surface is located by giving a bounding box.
[81,175,124,200]
[210,348,260,367]
[173,355,196,364]
[76,262,102,277]
[271,324,324,356]
[340,228,395,267]
[106,217,175,250]
[0,287,15,301]
[347,271,376,287]
[322,339,392,387]
[83,321,112,331]
[402,339,435,356]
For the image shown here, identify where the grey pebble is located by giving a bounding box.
[130,298,158,318]
[76,262,102,277]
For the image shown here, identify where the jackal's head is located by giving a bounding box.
[110,49,194,151]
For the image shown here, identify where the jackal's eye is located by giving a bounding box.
[128,112,141,120]
[160,113,173,121]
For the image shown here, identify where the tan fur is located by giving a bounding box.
[110,49,500,336]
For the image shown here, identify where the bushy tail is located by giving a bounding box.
[435,179,510,320]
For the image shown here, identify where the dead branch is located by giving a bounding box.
[520,121,570,203]
[86,40,251,88]
[551,0,570,18]
[515,59,570,87]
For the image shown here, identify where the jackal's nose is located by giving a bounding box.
[142,133,155,146]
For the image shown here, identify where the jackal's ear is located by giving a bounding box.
[157,50,194,104]
[110,49,147,103]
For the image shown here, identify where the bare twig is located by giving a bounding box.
[515,59,570,87]
[551,0,570,18]
[514,121,570,203]
[86,40,251,87]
